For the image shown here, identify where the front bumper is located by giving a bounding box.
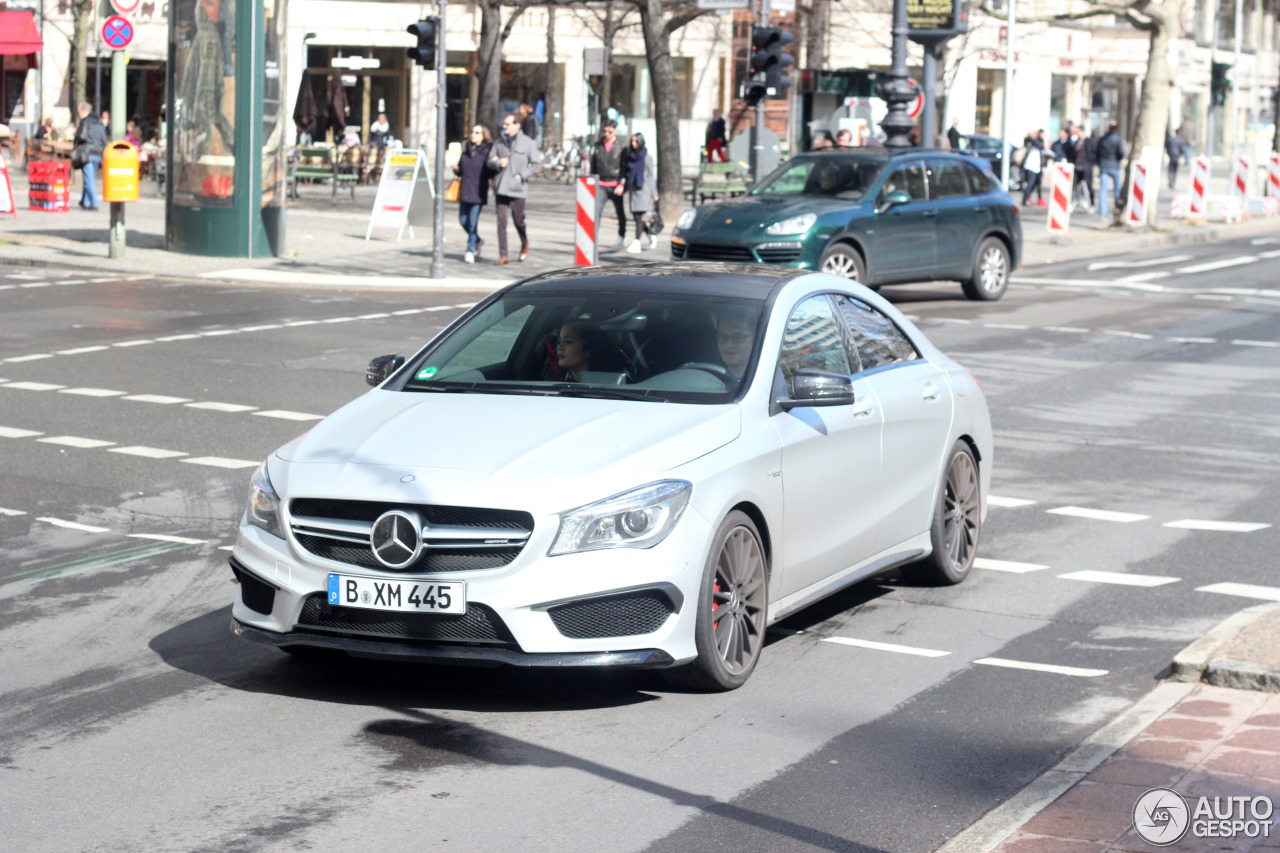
[670,236,812,267]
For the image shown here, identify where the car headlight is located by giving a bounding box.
[549,480,692,556]
[676,209,697,231]
[245,461,283,538]
[766,213,817,235]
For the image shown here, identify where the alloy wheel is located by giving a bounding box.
[711,526,767,675]
[943,451,980,572]
[821,254,860,280]
[979,246,1007,293]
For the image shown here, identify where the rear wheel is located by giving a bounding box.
[664,511,768,691]
[961,237,1010,301]
[904,441,981,586]
[819,243,867,283]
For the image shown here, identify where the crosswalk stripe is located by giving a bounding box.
[988,495,1037,508]
[37,436,116,449]
[0,427,44,438]
[2,381,64,390]
[973,658,1108,677]
[36,517,111,533]
[1196,582,1280,602]
[1058,570,1179,587]
[1046,506,1150,523]
[180,456,259,469]
[1163,519,1270,532]
[821,637,950,657]
[973,558,1048,573]
[109,446,189,459]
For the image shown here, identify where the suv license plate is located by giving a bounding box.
[327,574,466,615]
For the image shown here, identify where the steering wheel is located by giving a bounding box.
[678,362,731,379]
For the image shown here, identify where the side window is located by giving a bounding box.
[777,295,851,396]
[834,296,920,371]
[963,162,998,194]
[927,159,970,199]
[880,161,927,203]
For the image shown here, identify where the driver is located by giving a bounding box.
[714,309,755,382]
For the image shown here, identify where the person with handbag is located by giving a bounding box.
[453,124,492,264]
[623,132,658,254]
[487,113,541,265]
[72,101,109,211]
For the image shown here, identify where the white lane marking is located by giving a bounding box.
[391,309,423,316]
[821,637,950,657]
[973,658,1108,678]
[4,354,56,363]
[1194,294,1234,301]
[218,545,235,551]
[123,394,192,404]
[453,303,477,309]
[59,387,127,397]
[984,323,1030,330]
[36,517,111,533]
[252,410,324,421]
[1044,326,1089,333]
[323,316,356,324]
[0,427,44,438]
[1232,340,1279,348]
[929,317,972,324]
[6,272,45,279]
[180,456,259,469]
[0,284,14,290]
[1164,519,1271,533]
[112,340,155,348]
[240,324,282,332]
[19,282,52,289]
[988,496,1038,508]
[37,435,117,449]
[3,381,65,390]
[1011,276,1168,292]
[357,313,391,320]
[1046,506,1151,523]
[1250,237,1280,245]
[0,507,29,516]
[1088,255,1192,271]
[56,346,110,355]
[1176,256,1258,274]
[1103,330,1155,339]
[154,334,202,342]
[1058,570,1180,587]
[425,305,457,312]
[109,446,189,459]
[1117,272,1170,284]
[1168,337,1217,343]
[1258,249,1280,259]
[201,329,240,337]
[1196,582,1280,602]
[127,533,208,545]
[185,401,257,413]
[284,320,320,327]
[973,558,1048,573]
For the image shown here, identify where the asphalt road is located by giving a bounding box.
[1,237,1277,853]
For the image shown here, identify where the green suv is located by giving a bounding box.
[671,148,1023,301]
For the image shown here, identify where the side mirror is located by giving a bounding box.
[778,368,855,410]
[882,188,911,209]
[366,353,405,386]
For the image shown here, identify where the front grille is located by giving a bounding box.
[548,590,676,639]
[683,244,756,262]
[756,246,803,265]
[288,499,533,574]
[297,594,516,645]
[670,242,688,259]
[232,563,277,615]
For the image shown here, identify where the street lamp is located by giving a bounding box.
[878,0,916,148]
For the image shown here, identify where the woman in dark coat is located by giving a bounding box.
[454,124,493,263]
[622,132,658,254]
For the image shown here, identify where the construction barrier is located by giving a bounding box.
[1230,156,1251,201]
[1221,197,1242,224]
[1046,162,1074,234]
[1261,197,1279,217]
[1170,195,1184,219]
[0,151,14,217]
[1189,156,1210,217]
[1268,152,1279,199]
[27,160,72,212]
[575,175,597,267]
[1126,161,1150,227]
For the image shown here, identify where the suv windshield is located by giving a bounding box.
[750,154,887,200]
[399,291,766,404]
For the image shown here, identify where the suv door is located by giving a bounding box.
[926,157,989,277]
[867,160,938,282]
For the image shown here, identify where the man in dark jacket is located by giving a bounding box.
[1096,121,1125,217]
[1073,125,1096,210]
[705,109,728,162]
[591,119,628,249]
[1165,127,1188,189]
[487,113,542,264]
[73,101,109,211]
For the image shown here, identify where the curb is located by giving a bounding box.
[1171,602,1280,691]
[1021,215,1280,267]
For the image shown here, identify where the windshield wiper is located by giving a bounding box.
[551,385,666,402]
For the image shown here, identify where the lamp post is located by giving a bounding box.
[879,0,916,148]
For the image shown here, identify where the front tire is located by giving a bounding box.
[819,243,867,283]
[904,441,980,586]
[664,511,768,691]
[962,237,1010,301]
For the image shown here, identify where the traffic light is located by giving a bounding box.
[764,29,794,93]
[1210,61,1231,107]
[407,17,440,69]
[748,26,794,100]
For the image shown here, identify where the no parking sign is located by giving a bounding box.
[101,15,134,50]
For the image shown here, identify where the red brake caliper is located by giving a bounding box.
[712,581,721,627]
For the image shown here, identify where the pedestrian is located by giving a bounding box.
[1073,125,1096,211]
[1021,136,1043,207]
[590,119,628,250]
[1096,121,1125,218]
[811,131,834,150]
[705,109,728,162]
[35,116,54,141]
[1165,127,1188,189]
[1051,128,1070,162]
[72,101,109,211]
[623,132,658,254]
[947,120,962,149]
[835,129,853,147]
[453,123,492,264]
[908,125,921,147]
[125,119,142,147]
[520,103,539,147]
[487,112,541,265]
[369,112,391,148]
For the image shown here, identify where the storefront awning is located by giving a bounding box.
[0,11,42,55]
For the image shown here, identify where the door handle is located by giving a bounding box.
[852,399,874,416]
[922,383,941,401]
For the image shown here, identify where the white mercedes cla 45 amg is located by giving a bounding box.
[230,263,992,690]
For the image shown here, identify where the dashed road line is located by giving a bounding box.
[1103,329,1154,339]
[987,496,1038,508]
[0,507,29,516]
[1175,256,1258,274]
[123,394,192,404]
[55,346,110,355]
[109,446,188,459]
[37,435,116,449]
[185,401,257,413]
[984,323,1030,330]
[972,658,1108,678]
[3,381,65,390]
[59,387,127,397]
[1168,337,1217,343]
[1087,255,1192,271]
[1163,519,1271,533]
[154,334,202,342]
[1046,506,1151,523]
[253,410,324,421]
[201,330,240,337]
[1196,582,1280,602]
[127,533,210,545]
[0,427,44,438]
[112,340,155,348]
[1043,326,1089,333]
[179,456,259,469]
[36,517,111,533]
[820,637,951,657]
[1232,339,1279,348]
[973,558,1048,573]
[240,324,282,332]
[1057,570,1180,588]
[1116,272,1170,284]
[5,355,55,363]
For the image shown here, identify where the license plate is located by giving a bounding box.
[327,574,466,615]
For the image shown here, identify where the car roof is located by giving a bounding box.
[512,263,800,299]
[802,146,972,158]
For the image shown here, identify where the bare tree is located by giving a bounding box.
[474,0,539,132]
[545,6,560,147]
[566,0,641,115]
[70,0,95,109]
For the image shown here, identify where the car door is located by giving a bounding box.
[833,296,954,553]
[926,157,989,277]
[770,294,883,597]
[866,159,938,282]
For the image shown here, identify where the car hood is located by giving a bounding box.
[687,195,856,239]
[277,390,741,485]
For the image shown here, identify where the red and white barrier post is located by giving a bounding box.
[1188,156,1210,217]
[1267,152,1280,199]
[1126,161,1150,227]
[1230,156,1251,201]
[1046,162,1074,235]
[575,176,597,266]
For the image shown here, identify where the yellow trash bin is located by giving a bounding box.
[103,141,140,202]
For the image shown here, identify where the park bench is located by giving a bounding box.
[287,145,358,200]
[686,161,750,204]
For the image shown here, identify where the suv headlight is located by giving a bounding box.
[245,461,283,538]
[676,209,697,231]
[549,480,692,556]
[766,213,816,235]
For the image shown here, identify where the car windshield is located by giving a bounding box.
[399,291,767,404]
[964,137,999,152]
[750,155,886,200]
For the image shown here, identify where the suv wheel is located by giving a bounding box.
[961,237,1010,301]
[819,244,866,283]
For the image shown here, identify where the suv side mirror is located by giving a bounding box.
[882,188,912,208]
[778,368,855,410]
[366,353,405,386]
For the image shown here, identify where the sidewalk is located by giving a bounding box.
[2,166,1279,286]
[943,605,1280,853]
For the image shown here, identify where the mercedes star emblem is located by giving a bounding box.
[370,509,423,569]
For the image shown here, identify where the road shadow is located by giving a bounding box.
[150,606,664,713]
[13,227,167,250]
